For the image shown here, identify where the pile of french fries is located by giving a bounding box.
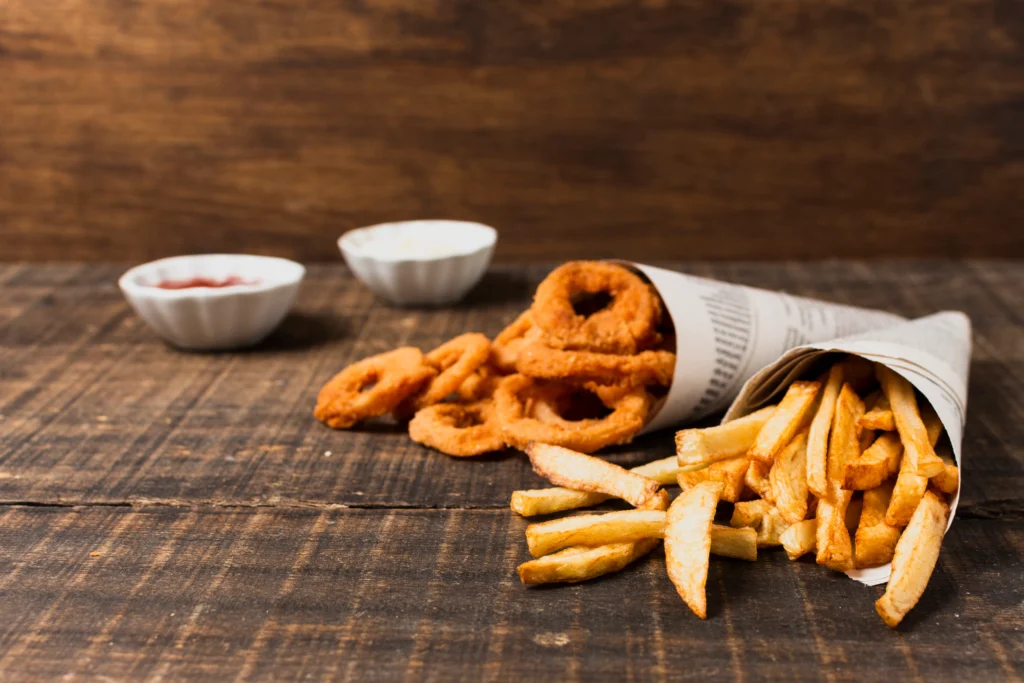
[510,356,960,628]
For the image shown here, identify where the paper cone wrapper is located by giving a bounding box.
[631,264,906,432]
[722,311,972,586]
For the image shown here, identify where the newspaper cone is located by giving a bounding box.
[631,264,906,432]
[723,311,972,586]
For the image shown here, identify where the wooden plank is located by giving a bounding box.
[0,262,1021,511]
[0,506,1019,681]
[3,1,1024,262]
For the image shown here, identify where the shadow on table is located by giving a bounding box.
[456,270,536,309]
[249,311,350,352]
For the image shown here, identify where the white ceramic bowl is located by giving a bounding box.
[118,254,305,350]
[338,220,497,306]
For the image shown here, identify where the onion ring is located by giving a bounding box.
[408,399,505,456]
[315,347,436,428]
[494,375,650,453]
[400,333,491,413]
[530,262,661,354]
[492,312,542,373]
[514,340,675,388]
[457,363,502,401]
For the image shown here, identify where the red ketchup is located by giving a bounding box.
[154,275,254,290]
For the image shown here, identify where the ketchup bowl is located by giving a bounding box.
[118,254,305,350]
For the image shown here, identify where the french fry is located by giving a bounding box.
[816,383,864,571]
[770,431,809,524]
[511,488,609,517]
[878,366,945,478]
[525,510,757,561]
[526,442,660,508]
[855,480,902,568]
[756,505,791,548]
[842,433,902,491]
[859,395,895,432]
[729,499,789,547]
[885,409,945,527]
[518,540,661,585]
[781,518,817,560]
[876,491,949,628]
[510,455,679,517]
[675,406,776,468]
[930,445,960,495]
[807,364,844,498]
[525,509,667,557]
[664,481,724,619]
[744,459,773,501]
[677,456,749,503]
[747,382,821,464]
[859,427,876,454]
[710,525,758,561]
[730,499,772,529]
[630,455,683,485]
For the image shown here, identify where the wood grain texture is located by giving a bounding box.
[3,1,1024,262]
[0,262,1022,680]
[0,506,1020,682]
[0,262,1022,512]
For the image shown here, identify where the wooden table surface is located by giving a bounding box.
[0,261,1021,681]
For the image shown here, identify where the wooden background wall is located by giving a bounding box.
[2,0,1023,263]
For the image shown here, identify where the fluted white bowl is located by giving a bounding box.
[118,254,305,350]
[339,220,497,306]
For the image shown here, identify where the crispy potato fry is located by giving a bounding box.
[510,455,679,517]
[665,481,724,619]
[859,427,877,454]
[630,456,683,485]
[878,366,945,478]
[885,409,945,527]
[770,432,809,524]
[728,500,789,547]
[855,480,902,568]
[730,499,772,529]
[526,442,660,508]
[518,539,660,585]
[756,505,791,548]
[710,525,758,561]
[525,509,757,561]
[748,382,821,464]
[876,492,949,628]
[815,495,852,571]
[842,433,902,491]
[859,404,895,432]
[931,445,959,495]
[807,364,844,498]
[744,459,773,501]
[525,509,667,557]
[828,384,867,484]
[781,518,817,560]
[675,406,776,468]
[815,384,864,571]
[677,456,749,503]
[511,488,609,517]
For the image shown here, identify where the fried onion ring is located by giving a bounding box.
[494,375,650,453]
[408,400,505,456]
[315,347,436,429]
[401,333,491,413]
[492,312,542,373]
[514,340,675,388]
[456,363,502,401]
[530,262,661,354]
